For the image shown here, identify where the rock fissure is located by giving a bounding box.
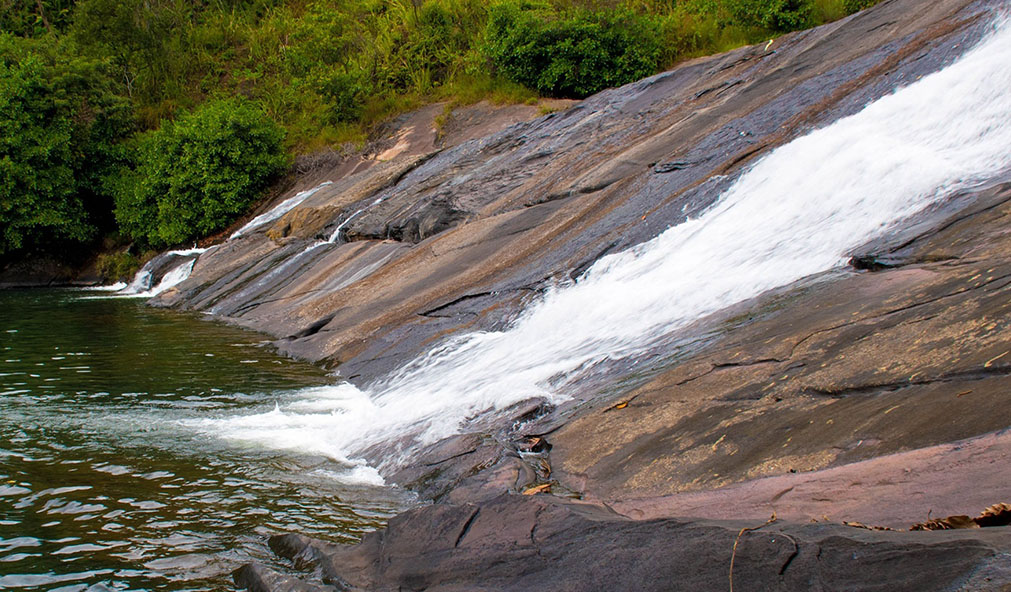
[801,363,1011,397]
[416,292,495,318]
[453,508,480,548]
[777,533,800,576]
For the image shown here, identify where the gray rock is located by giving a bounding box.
[239,494,1011,592]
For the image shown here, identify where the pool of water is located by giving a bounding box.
[0,289,411,591]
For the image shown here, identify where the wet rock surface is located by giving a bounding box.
[156,0,993,377]
[146,0,1011,589]
[549,179,1011,504]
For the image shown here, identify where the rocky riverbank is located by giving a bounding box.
[152,0,1011,589]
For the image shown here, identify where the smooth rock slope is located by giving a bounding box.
[149,0,1011,589]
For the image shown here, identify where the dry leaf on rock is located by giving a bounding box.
[975,503,1011,527]
[843,521,896,531]
[910,503,1011,531]
[910,515,978,531]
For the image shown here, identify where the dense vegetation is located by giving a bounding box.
[0,0,880,266]
[114,98,288,247]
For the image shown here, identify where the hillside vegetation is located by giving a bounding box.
[0,0,878,268]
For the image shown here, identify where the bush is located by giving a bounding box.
[96,250,140,282]
[481,3,663,98]
[725,0,814,31]
[0,0,76,38]
[842,0,880,13]
[115,98,289,247]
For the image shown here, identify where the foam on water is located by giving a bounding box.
[194,16,1011,477]
[79,282,128,292]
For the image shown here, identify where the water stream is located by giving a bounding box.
[197,14,1011,472]
[4,12,1011,591]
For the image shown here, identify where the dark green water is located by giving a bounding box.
[0,289,409,591]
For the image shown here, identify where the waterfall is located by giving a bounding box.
[193,15,1011,482]
[106,248,208,299]
[230,181,333,240]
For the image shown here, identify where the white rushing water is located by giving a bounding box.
[230,181,333,240]
[194,16,1011,482]
[104,260,196,299]
[92,247,210,299]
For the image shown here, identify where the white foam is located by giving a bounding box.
[196,16,1011,478]
[79,282,128,292]
[167,247,209,256]
[312,466,387,488]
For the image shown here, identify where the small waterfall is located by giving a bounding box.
[111,248,208,298]
[145,259,197,297]
[194,15,1011,480]
[124,267,154,294]
[328,208,366,243]
[230,181,333,240]
[328,195,385,243]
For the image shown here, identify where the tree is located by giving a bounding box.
[0,33,135,257]
[0,37,85,255]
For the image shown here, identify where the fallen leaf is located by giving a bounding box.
[522,483,551,496]
[910,502,1011,530]
[910,515,979,531]
[517,436,549,453]
[843,521,896,531]
[975,503,1011,527]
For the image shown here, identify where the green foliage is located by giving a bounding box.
[725,0,813,31]
[95,249,140,282]
[842,0,880,13]
[482,2,662,98]
[0,33,134,256]
[0,0,874,262]
[0,0,76,37]
[0,44,79,254]
[115,98,289,247]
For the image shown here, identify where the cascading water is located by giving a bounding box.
[230,181,333,240]
[193,15,1011,482]
[111,248,209,298]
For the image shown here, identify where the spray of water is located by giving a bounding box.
[193,16,1011,482]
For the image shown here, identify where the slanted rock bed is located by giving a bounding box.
[156,0,1011,589]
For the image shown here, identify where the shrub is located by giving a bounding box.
[115,98,289,247]
[842,0,880,13]
[725,0,814,31]
[481,3,663,98]
[0,0,76,38]
[313,70,368,124]
[96,250,140,282]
